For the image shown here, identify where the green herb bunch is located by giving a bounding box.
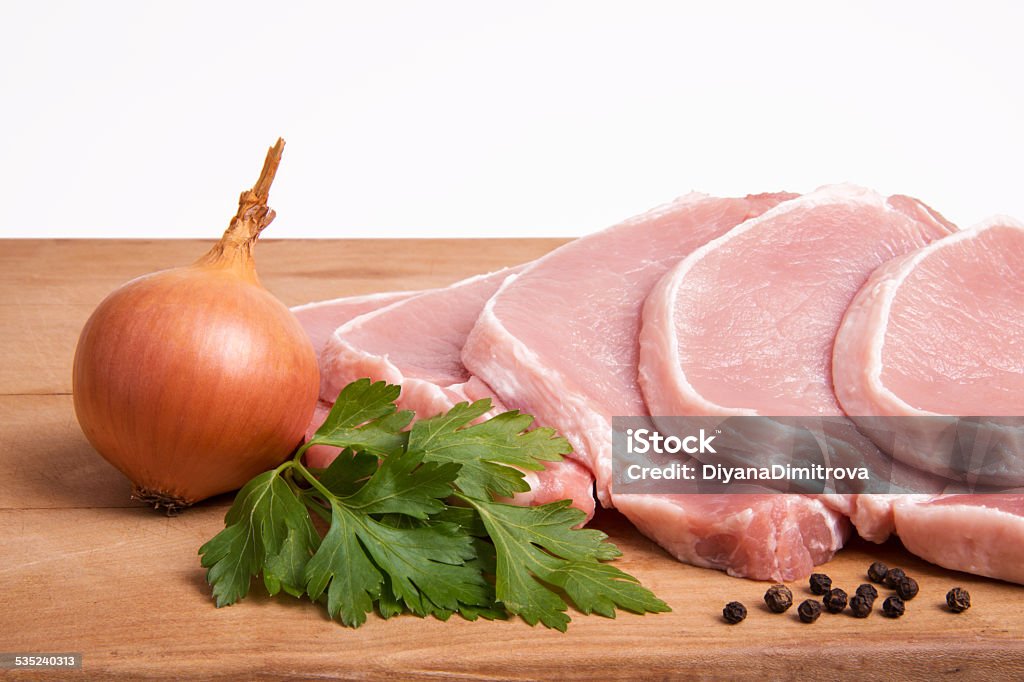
[199,379,669,630]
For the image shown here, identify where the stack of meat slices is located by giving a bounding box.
[292,269,596,521]
[293,185,1024,584]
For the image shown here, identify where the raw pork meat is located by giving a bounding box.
[464,192,794,504]
[834,217,1024,419]
[464,192,856,580]
[319,270,519,420]
[892,494,1024,584]
[640,185,956,418]
[833,218,1024,583]
[833,218,1024,483]
[316,270,596,519]
[621,492,847,581]
[638,184,957,545]
[292,290,420,467]
[292,291,418,359]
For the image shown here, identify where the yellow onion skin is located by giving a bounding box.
[72,139,319,511]
[73,264,319,509]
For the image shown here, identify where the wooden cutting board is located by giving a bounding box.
[2,238,1021,680]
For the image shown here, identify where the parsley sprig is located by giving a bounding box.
[199,379,670,630]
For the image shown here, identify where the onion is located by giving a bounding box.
[73,139,319,512]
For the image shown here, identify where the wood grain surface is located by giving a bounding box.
[2,238,1022,681]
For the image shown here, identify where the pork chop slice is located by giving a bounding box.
[293,290,419,360]
[639,184,956,545]
[292,290,421,468]
[833,218,1024,583]
[463,192,795,505]
[833,218,1024,483]
[892,494,1024,584]
[620,491,848,581]
[463,193,858,579]
[640,184,956,418]
[316,269,596,519]
[834,217,1024,419]
[318,270,519,416]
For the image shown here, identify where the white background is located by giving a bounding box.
[2,1,1022,239]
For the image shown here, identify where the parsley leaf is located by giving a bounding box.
[301,444,490,627]
[317,449,377,497]
[199,469,318,606]
[465,497,670,631]
[199,379,670,631]
[304,504,490,627]
[303,502,380,626]
[409,400,569,499]
[306,378,412,457]
[342,446,457,519]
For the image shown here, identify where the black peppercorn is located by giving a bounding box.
[823,588,848,613]
[946,587,971,613]
[896,577,919,601]
[764,584,794,613]
[797,599,822,623]
[868,561,889,584]
[849,594,872,618]
[883,567,906,590]
[882,595,905,618]
[809,573,832,595]
[855,583,878,603]
[723,601,747,624]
